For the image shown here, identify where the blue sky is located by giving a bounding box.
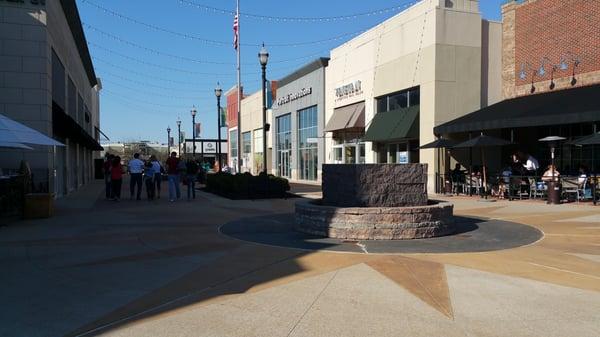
[78,0,505,143]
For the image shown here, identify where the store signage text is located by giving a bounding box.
[277,87,312,106]
[335,80,362,101]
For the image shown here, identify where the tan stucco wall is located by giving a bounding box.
[239,90,272,174]
[325,0,484,193]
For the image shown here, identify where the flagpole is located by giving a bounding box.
[236,0,242,174]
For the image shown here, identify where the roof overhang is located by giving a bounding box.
[60,0,98,87]
[434,84,600,135]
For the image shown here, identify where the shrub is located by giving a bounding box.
[206,172,290,199]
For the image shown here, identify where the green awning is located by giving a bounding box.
[363,105,419,142]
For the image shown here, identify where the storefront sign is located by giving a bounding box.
[277,87,312,106]
[202,142,216,153]
[335,80,363,101]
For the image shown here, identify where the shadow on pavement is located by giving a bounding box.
[0,181,338,337]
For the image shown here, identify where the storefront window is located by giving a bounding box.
[276,114,291,178]
[229,130,238,161]
[242,132,251,154]
[334,147,343,163]
[298,106,318,181]
[376,86,419,113]
[332,131,365,165]
[375,86,420,164]
[253,129,263,173]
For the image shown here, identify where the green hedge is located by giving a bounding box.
[206,172,290,199]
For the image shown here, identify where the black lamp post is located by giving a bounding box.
[191,106,197,159]
[258,43,269,175]
[167,126,171,155]
[215,82,223,171]
[176,119,181,156]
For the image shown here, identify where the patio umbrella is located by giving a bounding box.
[0,141,33,150]
[0,113,64,146]
[418,138,458,149]
[570,132,600,205]
[453,134,513,196]
[420,138,458,193]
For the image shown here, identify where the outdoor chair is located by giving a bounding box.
[450,174,466,195]
[528,177,546,199]
[562,177,583,203]
[468,175,482,196]
[508,176,529,200]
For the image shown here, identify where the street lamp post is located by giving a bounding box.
[167,126,171,156]
[215,82,223,171]
[176,119,181,157]
[258,44,269,175]
[191,106,197,159]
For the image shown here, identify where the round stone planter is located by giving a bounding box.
[294,199,455,240]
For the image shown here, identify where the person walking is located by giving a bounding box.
[143,160,156,200]
[150,155,163,199]
[185,159,199,200]
[103,154,113,199]
[128,153,144,200]
[165,152,181,202]
[110,156,123,201]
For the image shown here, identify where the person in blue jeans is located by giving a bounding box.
[150,155,163,199]
[143,160,156,200]
[128,153,144,200]
[165,152,181,202]
[185,159,199,200]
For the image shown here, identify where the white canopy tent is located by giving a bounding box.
[0,114,64,147]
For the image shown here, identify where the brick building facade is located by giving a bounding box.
[502,0,600,98]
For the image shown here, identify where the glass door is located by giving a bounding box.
[345,145,356,164]
[279,150,291,178]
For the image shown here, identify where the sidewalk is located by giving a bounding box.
[0,181,598,337]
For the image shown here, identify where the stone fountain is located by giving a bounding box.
[295,164,455,240]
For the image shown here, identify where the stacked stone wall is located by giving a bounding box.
[322,164,428,207]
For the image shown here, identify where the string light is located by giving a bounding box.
[177,0,418,23]
[101,79,206,100]
[83,12,371,48]
[83,23,233,65]
[93,57,217,85]
[97,69,207,91]
[100,93,179,116]
[102,89,203,109]
[89,41,328,73]
[81,0,231,46]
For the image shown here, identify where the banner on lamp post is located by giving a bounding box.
[220,107,227,127]
[194,123,202,139]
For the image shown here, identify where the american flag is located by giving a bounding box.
[233,14,239,50]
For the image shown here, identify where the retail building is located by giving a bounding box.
[436,0,600,177]
[271,58,328,182]
[0,0,102,197]
[225,86,242,172]
[324,0,501,192]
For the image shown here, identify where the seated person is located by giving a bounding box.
[494,165,513,199]
[541,165,560,182]
[450,163,465,183]
[578,166,588,185]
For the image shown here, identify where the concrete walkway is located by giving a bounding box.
[0,181,599,336]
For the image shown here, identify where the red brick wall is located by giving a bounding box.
[514,0,600,87]
[226,87,242,128]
